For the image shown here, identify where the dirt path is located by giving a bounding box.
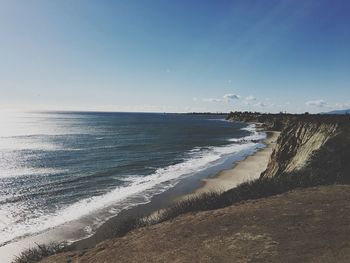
[42,185,350,263]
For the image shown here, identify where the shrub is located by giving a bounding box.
[111,170,341,239]
[12,242,68,263]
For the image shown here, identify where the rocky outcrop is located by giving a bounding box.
[262,121,339,177]
[228,112,350,183]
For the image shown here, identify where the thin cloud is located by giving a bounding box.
[202,93,241,103]
[335,102,350,109]
[223,93,240,102]
[202,98,222,103]
[253,102,274,107]
[306,100,329,108]
[245,95,256,101]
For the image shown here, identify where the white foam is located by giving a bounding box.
[0,125,266,246]
[229,124,266,142]
[241,123,256,132]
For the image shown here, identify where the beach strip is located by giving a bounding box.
[194,131,280,195]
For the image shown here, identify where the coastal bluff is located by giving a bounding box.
[227,112,350,183]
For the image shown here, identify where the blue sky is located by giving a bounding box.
[0,0,349,113]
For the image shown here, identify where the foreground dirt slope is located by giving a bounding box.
[42,185,350,263]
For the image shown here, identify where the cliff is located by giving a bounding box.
[227,112,350,183]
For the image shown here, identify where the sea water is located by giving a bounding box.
[0,111,266,246]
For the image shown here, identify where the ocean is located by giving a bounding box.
[0,111,266,247]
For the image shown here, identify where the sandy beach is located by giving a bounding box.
[193,130,280,195]
[71,129,281,251]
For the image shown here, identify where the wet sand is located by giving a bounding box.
[194,131,280,195]
[74,130,280,250]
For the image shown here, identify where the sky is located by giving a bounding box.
[0,0,349,113]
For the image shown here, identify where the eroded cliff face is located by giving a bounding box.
[262,121,338,177]
[228,112,350,183]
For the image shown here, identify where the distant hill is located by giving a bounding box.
[323,109,350,115]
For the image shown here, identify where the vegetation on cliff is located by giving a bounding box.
[226,111,350,130]
[226,111,350,183]
[13,243,68,263]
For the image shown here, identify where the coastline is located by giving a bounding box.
[2,125,279,261]
[193,130,279,195]
[73,128,279,250]
[35,113,350,263]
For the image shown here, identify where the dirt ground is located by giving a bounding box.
[42,185,350,263]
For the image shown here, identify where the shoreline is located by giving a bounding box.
[73,128,279,250]
[192,130,279,195]
[2,126,279,261]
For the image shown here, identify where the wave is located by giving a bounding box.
[229,124,266,143]
[0,142,259,246]
[0,126,266,246]
[241,123,256,132]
